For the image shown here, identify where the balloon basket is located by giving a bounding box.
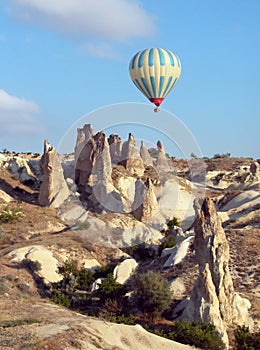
[154,107,160,112]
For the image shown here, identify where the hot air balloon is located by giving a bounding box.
[129,48,181,112]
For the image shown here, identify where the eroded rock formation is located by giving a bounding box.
[250,161,260,182]
[121,133,145,176]
[108,134,122,164]
[75,132,112,192]
[39,140,70,207]
[140,141,154,166]
[89,136,120,212]
[180,198,252,348]
[132,178,158,222]
[74,124,95,162]
[113,258,138,284]
[155,140,170,171]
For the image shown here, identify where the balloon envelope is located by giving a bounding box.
[129,48,181,108]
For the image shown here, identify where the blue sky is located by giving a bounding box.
[0,0,259,158]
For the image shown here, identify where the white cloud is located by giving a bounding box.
[10,0,155,41]
[0,89,44,135]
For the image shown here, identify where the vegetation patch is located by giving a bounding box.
[76,219,91,230]
[167,217,180,228]
[234,325,260,350]
[0,318,40,328]
[159,235,176,255]
[133,271,172,320]
[0,205,24,223]
[148,321,225,350]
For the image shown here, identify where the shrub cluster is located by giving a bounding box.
[159,235,176,254]
[213,152,231,159]
[0,206,24,223]
[50,259,125,310]
[149,321,225,350]
[50,260,95,307]
[134,271,172,320]
[167,216,180,228]
[234,325,260,350]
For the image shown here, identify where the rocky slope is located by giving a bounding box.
[0,131,259,349]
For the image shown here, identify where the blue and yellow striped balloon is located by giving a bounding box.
[129,48,181,110]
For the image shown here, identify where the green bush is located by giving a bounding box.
[213,152,231,159]
[94,263,116,279]
[110,314,136,325]
[57,259,95,290]
[98,273,125,301]
[57,259,79,279]
[50,260,96,308]
[148,321,225,350]
[234,325,260,350]
[0,318,40,328]
[167,217,180,228]
[0,206,24,223]
[133,271,172,320]
[76,268,95,290]
[76,220,91,230]
[99,297,124,319]
[122,243,157,262]
[159,235,176,254]
[51,290,71,308]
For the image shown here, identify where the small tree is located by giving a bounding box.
[167,217,180,228]
[160,235,176,250]
[57,259,95,291]
[98,273,125,301]
[234,325,260,350]
[134,271,172,321]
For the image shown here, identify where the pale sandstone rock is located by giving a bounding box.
[155,140,170,171]
[169,277,186,297]
[89,136,125,212]
[180,198,253,348]
[232,293,254,328]
[113,258,138,284]
[221,190,260,211]
[7,245,62,283]
[38,140,70,207]
[82,258,101,270]
[117,176,142,213]
[121,133,145,176]
[74,124,95,163]
[250,161,260,181]
[140,141,154,166]
[3,157,37,184]
[89,278,104,292]
[132,178,158,222]
[108,134,122,164]
[75,132,113,194]
[163,236,194,268]
[0,189,13,203]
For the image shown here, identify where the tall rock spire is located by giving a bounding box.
[39,139,70,207]
[155,140,170,171]
[181,198,252,348]
[75,132,112,192]
[74,124,95,162]
[108,134,122,164]
[140,141,154,166]
[121,133,145,176]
